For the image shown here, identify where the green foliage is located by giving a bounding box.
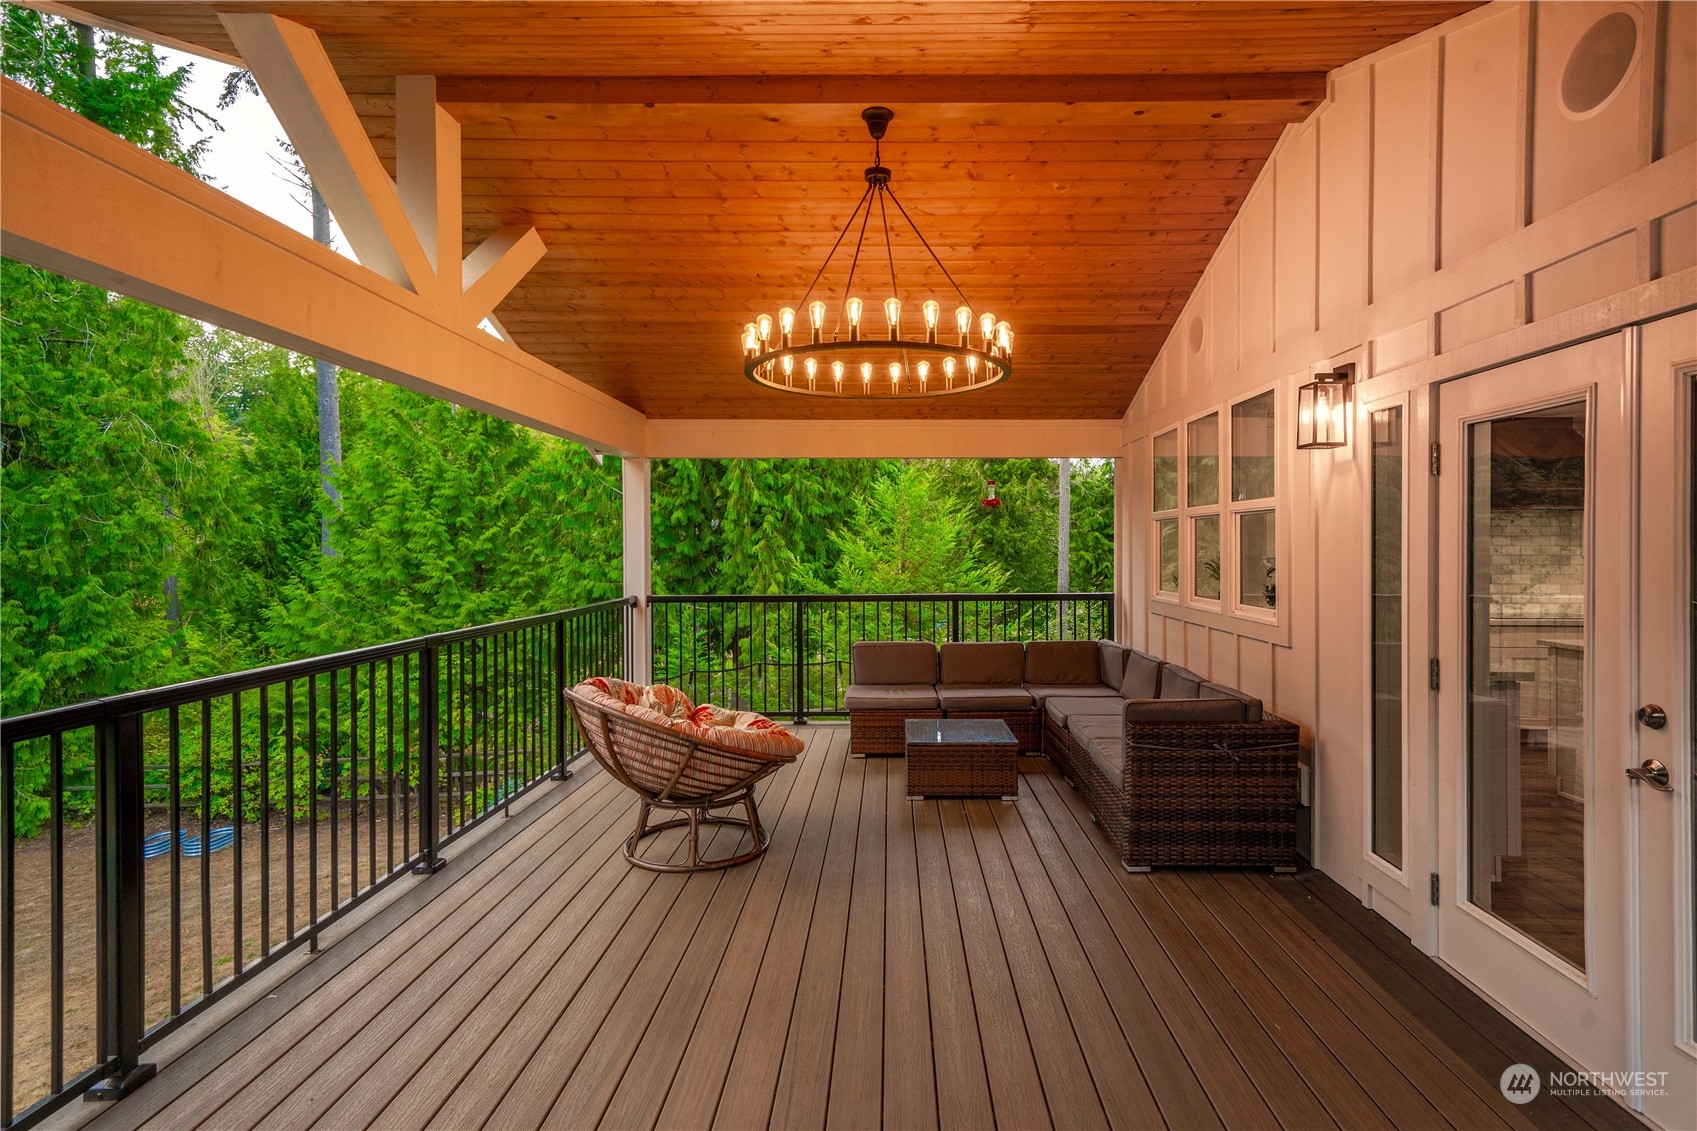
[828,463,1009,594]
[2,4,213,173]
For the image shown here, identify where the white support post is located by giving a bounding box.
[623,457,654,684]
[1113,454,1131,645]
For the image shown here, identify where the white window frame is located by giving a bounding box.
[1150,427,1181,604]
[1183,406,1226,612]
[1359,391,1412,885]
[1226,383,1280,624]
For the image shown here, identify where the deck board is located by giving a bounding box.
[78,726,1641,1131]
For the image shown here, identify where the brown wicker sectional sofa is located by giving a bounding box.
[845,638,1301,871]
[1041,645,1301,872]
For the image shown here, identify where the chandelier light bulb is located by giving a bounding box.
[966,352,980,379]
[742,322,758,356]
[923,299,941,330]
[942,355,956,388]
[756,313,773,344]
[979,312,995,342]
[778,307,796,346]
[860,361,873,392]
[781,354,794,383]
[808,300,827,343]
[955,305,973,341]
[888,360,903,391]
[996,320,1011,354]
[916,359,930,389]
[845,296,864,326]
[832,358,845,390]
[884,296,902,341]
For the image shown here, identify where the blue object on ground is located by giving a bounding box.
[142,827,236,858]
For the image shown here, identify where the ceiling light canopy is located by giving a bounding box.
[740,107,1013,399]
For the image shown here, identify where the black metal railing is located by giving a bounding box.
[650,592,1113,723]
[0,599,632,1129]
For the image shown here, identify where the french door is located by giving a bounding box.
[1634,312,1696,1131]
[1434,319,1696,1125]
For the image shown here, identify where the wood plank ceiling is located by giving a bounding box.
[69,2,1481,421]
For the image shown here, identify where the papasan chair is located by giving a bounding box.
[565,678,804,872]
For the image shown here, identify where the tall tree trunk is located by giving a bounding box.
[312,183,343,556]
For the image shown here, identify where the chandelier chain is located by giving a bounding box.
[796,182,873,315]
[884,185,971,308]
[878,187,898,302]
[840,187,876,331]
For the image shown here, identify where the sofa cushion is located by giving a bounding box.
[1097,641,1128,692]
[1045,694,1125,731]
[1024,683,1120,706]
[938,684,1035,711]
[939,641,1027,686]
[851,641,937,686]
[1124,697,1247,723]
[1200,681,1264,722]
[1120,648,1163,699]
[843,683,941,711]
[1024,640,1100,685]
[1157,663,1206,699]
[1066,715,1125,788]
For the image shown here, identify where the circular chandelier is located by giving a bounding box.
[740,107,1013,399]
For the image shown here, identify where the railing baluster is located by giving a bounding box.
[3,738,15,1129]
[231,692,243,976]
[258,686,270,958]
[553,616,569,780]
[49,733,64,1092]
[86,713,154,1101]
[413,641,446,874]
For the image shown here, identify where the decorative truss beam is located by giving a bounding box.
[218,14,545,326]
[0,79,646,455]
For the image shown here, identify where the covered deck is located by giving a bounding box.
[71,728,1636,1131]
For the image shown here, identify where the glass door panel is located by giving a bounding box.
[1465,402,1588,969]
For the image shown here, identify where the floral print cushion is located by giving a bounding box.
[573,679,802,759]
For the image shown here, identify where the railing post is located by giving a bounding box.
[791,598,808,726]
[949,597,963,643]
[86,713,155,1102]
[412,643,447,874]
[552,614,571,780]
[1105,594,1115,642]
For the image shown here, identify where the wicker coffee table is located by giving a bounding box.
[905,718,1020,800]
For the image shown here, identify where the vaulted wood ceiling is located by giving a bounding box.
[67,2,1480,420]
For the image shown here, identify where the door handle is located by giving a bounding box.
[1626,758,1673,792]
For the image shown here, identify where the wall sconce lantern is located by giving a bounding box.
[1296,366,1354,449]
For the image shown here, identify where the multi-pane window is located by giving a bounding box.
[1150,391,1278,622]
[1153,430,1179,595]
[1230,391,1277,614]
[1187,413,1222,604]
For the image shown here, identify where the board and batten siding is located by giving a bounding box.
[1120,0,1696,939]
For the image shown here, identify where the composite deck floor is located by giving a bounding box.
[79,725,1643,1131]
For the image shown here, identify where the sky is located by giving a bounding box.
[157,45,350,255]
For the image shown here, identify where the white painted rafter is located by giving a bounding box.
[218,14,544,325]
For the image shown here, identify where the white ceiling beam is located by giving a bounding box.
[393,75,460,278]
[218,13,440,299]
[645,418,1124,459]
[462,225,548,327]
[2,79,645,455]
